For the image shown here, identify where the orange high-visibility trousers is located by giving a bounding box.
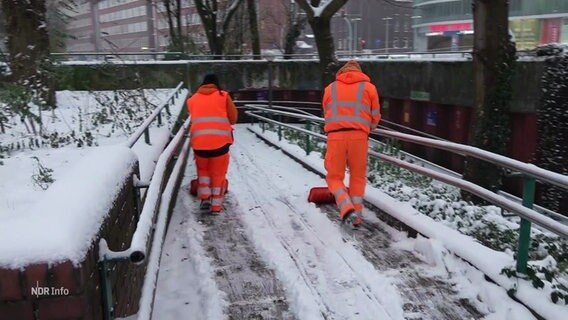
[324,130,368,218]
[195,153,230,210]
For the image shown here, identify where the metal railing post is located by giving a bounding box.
[516,176,535,274]
[278,115,282,141]
[305,122,312,155]
[144,128,151,144]
[99,257,114,320]
[157,111,163,126]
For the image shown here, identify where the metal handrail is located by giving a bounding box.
[378,119,452,143]
[50,50,540,61]
[245,105,568,190]
[125,81,185,148]
[97,86,188,320]
[137,133,191,320]
[244,107,568,239]
[97,119,189,320]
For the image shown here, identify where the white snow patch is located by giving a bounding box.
[0,146,137,268]
[152,177,227,320]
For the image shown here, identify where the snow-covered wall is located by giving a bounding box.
[0,146,143,319]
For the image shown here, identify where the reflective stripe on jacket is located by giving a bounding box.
[322,71,381,134]
[187,90,233,150]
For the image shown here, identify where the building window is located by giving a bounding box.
[403,37,409,48]
[393,37,399,48]
[394,21,400,33]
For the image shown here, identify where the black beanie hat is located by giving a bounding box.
[201,73,220,87]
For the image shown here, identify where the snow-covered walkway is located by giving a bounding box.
[152,126,531,320]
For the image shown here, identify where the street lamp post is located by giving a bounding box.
[382,17,393,53]
[343,16,353,56]
[265,53,279,137]
[411,15,422,52]
[352,18,362,55]
[265,53,275,109]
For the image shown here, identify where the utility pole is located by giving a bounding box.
[342,16,352,56]
[382,17,392,53]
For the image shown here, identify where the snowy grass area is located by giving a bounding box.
[0,88,188,268]
[251,123,568,318]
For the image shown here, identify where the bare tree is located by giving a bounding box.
[294,0,348,85]
[161,0,184,51]
[283,5,307,59]
[462,0,516,200]
[1,0,55,108]
[193,0,245,57]
[246,0,260,59]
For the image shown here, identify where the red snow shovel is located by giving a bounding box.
[307,187,336,204]
[190,179,229,196]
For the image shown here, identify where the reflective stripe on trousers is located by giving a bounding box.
[333,187,354,216]
[211,187,223,206]
[197,175,211,198]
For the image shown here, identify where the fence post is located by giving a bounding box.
[516,175,535,274]
[99,258,114,320]
[305,122,312,155]
[158,111,163,126]
[278,115,282,141]
[144,128,151,144]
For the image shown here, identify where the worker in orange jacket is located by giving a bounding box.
[187,74,238,213]
[322,60,381,227]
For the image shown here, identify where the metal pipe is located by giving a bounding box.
[245,106,568,190]
[245,109,568,239]
[126,82,184,148]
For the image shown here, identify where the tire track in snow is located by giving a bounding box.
[227,128,406,320]
[154,172,295,320]
[195,193,295,320]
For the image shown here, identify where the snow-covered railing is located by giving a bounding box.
[244,105,568,278]
[137,131,190,320]
[96,85,189,319]
[97,119,189,320]
[126,81,185,148]
[244,105,568,190]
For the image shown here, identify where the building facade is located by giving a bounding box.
[413,0,568,51]
[64,0,290,55]
[331,0,414,54]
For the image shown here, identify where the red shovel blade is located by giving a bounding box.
[190,179,229,196]
[308,187,335,204]
[190,179,198,196]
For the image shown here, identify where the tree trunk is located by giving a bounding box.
[284,17,306,59]
[294,0,348,87]
[246,0,260,59]
[175,0,183,51]
[462,0,516,201]
[164,0,178,49]
[309,17,338,86]
[1,0,55,108]
[194,0,244,58]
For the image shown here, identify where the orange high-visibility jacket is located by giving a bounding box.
[187,86,235,150]
[322,68,381,134]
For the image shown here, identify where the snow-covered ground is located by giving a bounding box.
[248,124,568,319]
[152,126,537,320]
[0,88,187,268]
